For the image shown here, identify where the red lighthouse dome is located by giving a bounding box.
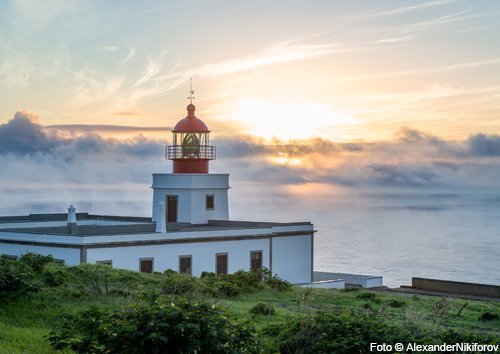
[166,104,215,173]
[173,104,209,133]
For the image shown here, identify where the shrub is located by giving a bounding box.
[48,298,260,353]
[0,258,39,296]
[386,299,406,308]
[362,303,372,310]
[265,275,292,291]
[200,271,215,278]
[249,302,276,316]
[160,271,197,296]
[275,309,500,354]
[69,264,138,296]
[229,270,264,290]
[356,292,377,300]
[214,280,241,297]
[340,288,360,292]
[19,253,54,272]
[431,297,453,323]
[479,311,499,321]
[41,263,70,287]
[277,310,395,354]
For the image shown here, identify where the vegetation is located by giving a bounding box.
[0,254,499,353]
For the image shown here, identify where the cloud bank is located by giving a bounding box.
[1,111,500,191]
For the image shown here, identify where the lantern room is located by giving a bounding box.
[166,104,215,173]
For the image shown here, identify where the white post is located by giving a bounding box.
[156,201,167,233]
[67,204,76,225]
[67,204,77,234]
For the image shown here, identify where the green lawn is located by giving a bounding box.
[0,260,498,353]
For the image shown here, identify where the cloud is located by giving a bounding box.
[0,41,33,88]
[46,124,168,133]
[111,111,141,116]
[131,56,164,88]
[367,163,439,187]
[121,44,136,64]
[336,58,500,82]
[0,111,68,154]
[99,45,119,51]
[0,112,164,157]
[468,133,500,157]
[1,112,500,192]
[370,0,455,17]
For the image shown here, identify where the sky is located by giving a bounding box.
[1,0,500,216]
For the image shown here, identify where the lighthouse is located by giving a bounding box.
[151,103,230,227]
[0,88,318,284]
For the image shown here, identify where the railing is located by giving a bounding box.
[166,145,216,160]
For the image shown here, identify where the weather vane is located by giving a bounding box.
[188,78,195,104]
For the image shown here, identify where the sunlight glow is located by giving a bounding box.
[231,98,362,140]
[270,153,303,166]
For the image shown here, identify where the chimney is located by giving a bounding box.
[67,204,77,234]
[155,201,167,233]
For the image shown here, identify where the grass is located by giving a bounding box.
[0,263,499,353]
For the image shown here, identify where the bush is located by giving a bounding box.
[340,288,360,292]
[277,310,395,353]
[249,302,276,316]
[19,253,54,272]
[69,264,139,296]
[479,311,499,321]
[265,275,292,291]
[386,299,406,308]
[160,271,197,296]
[48,298,260,353]
[275,308,500,354]
[0,258,39,296]
[41,263,70,287]
[228,270,264,291]
[355,292,377,300]
[214,280,241,297]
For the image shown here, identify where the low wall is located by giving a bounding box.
[314,271,383,288]
[412,277,500,298]
[297,279,346,289]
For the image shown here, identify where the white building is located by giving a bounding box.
[0,103,315,284]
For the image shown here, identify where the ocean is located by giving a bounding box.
[1,184,499,288]
[230,185,500,288]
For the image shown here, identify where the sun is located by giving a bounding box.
[231,98,362,141]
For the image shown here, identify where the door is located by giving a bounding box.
[250,251,263,272]
[167,196,178,222]
[179,256,192,275]
[216,254,228,276]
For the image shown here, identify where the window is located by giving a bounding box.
[140,258,154,273]
[206,195,214,210]
[54,259,65,265]
[216,253,228,276]
[250,251,263,272]
[182,133,200,157]
[96,260,112,267]
[179,255,192,275]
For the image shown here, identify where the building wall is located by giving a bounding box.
[152,173,229,225]
[87,238,269,276]
[0,243,81,265]
[272,235,312,283]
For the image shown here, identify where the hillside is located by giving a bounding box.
[0,255,498,353]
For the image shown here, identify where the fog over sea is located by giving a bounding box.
[2,184,499,288]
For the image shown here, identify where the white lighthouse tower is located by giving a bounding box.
[151,103,229,228]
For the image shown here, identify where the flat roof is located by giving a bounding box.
[0,213,312,237]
